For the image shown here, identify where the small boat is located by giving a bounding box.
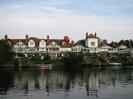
[109,62,122,66]
[38,64,52,70]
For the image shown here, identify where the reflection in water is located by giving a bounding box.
[0,66,133,99]
[0,69,14,94]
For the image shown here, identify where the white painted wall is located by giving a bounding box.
[28,39,35,47]
[89,48,99,53]
[71,45,84,52]
[85,38,98,48]
[59,48,71,52]
[99,45,112,52]
[48,41,60,47]
[117,45,127,49]
[39,40,46,48]
[13,41,27,48]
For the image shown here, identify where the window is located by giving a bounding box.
[91,42,95,46]
[30,42,33,45]
[51,42,57,46]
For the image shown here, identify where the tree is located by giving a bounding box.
[0,40,15,64]
[76,40,85,46]
[43,54,51,64]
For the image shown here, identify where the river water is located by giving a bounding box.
[0,66,133,99]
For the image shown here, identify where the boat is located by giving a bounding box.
[109,62,122,66]
[38,64,52,70]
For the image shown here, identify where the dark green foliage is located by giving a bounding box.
[109,54,133,65]
[42,54,51,64]
[31,54,51,64]
[17,53,25,57]
[76,40,85,46]
[62,52,84,65]
[99,55,109,64]
[0,40,15,64]
[12,58,19,66]
[31,54,41,64]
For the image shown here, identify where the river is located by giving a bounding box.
[0,66,133,99]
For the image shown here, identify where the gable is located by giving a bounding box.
[117,45,127,49]
[39,40,46,47]
[13,41,27,48]
[28,39,35,47]
[48,41,60,47]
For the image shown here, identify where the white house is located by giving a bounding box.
[116,44,128,53]
[85,33,99,53]
[13,40,27,53]
[39,39,46,52]
[5,34,72,58]
[71,44,85,52]
[99,44,113,52]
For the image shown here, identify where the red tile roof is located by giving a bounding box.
[7,37,72,48]
[7,39,27,45]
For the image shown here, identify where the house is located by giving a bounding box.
[85,33,99,53]
[71,44,85,52]
[4,34,72,58]
[99,44,113,53]
[3,33,133,57]
[116,44,128,53]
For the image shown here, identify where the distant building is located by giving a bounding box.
[3,32,133,58]
[85,32,98,53]
[4,34,72,58]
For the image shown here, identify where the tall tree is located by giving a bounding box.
[0,40,15,64]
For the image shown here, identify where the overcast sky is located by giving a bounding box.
[0,0,133,42]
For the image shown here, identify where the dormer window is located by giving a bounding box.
[28,39,35,47]
[39,40,46,48]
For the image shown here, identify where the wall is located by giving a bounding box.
[86,38,98,48]
[28,39,35,47]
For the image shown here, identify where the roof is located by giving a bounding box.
[6,37,72,48]
[7,39,27,45]
[99,44,112,48]
[86,33,97,39]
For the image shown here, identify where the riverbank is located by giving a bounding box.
[1,53,133,68]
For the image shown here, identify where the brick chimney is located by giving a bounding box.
[4,34,8,40]
[95,32,97,37]
[47,35,50,44]
[86,32,88,39]
[112,41,115,48]
[25,34,29,44]
[71,40,74,47]
[64,36,69,43]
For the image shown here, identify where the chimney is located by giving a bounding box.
[86,32,88,39]
[64,36,69,43]
[95,32,97,37]
[71,40,74,47]
[4,34,8,40]
[112,41,115,48]
[25,34,29,44]
[47,35,50,44]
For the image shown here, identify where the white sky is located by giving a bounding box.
[0,0,133,42]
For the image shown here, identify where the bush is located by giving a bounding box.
[62,52,84,65]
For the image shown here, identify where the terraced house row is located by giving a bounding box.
[3,33,133,58]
